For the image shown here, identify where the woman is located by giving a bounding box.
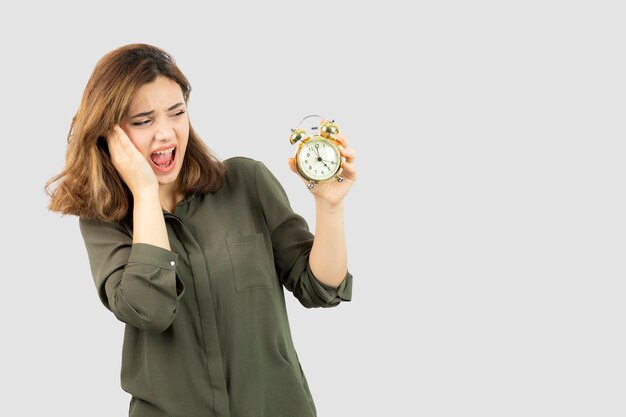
[45,43,356,417]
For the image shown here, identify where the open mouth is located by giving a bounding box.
[150,146,176,169]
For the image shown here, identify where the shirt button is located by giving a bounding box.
[170,261,176,266]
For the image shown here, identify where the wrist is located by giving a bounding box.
[314,197,345,213]
[132,187,160,202]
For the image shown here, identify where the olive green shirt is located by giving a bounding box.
[79,157,352,417]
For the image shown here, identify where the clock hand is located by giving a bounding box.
[312,145,325,165]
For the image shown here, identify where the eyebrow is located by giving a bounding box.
[128,102,185,119]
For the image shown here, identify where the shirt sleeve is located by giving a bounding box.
[253,160,353,308]
[78,217,185,332]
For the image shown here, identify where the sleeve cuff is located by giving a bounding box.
[127,243,179,271]
[127,243,184,299]
[307,263,353,306]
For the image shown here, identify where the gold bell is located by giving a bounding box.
[320,120,340,139]
[289,128,307,145]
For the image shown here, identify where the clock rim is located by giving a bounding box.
[295,136,342,182]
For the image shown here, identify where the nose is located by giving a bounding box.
[154,120,175,142]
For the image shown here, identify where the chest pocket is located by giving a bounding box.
[225,233,275,293]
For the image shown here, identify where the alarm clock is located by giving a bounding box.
[289,115,345,189]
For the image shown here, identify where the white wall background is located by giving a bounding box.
[2,0,625,416]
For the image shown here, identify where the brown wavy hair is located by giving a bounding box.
[45,43,225,222]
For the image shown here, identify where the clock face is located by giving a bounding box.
[297,137,341,181]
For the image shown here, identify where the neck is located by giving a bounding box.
[159,183,183,213]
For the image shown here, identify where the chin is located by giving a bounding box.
[157,174,180,185]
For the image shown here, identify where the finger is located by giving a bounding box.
[106,126,122,151]
[105,129,120,153]
[105,134,124,166]
[335,133,349,147]
[112,125,133,150]
[341,161,358,181]
[287,157,297,174]
[340,146,356,161]
[105,133,114,148]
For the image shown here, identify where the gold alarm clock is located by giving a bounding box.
[289,115,345,189]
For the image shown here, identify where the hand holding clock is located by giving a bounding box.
[287,117,353,288]
[288,120,357,208]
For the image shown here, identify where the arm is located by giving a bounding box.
[133,189,170,249]
[288,128,357,289]
[77,125,184,332]
[309,200,347,288]
[107,124,170,250]
[253,160,352,308]
[79,217,184,332]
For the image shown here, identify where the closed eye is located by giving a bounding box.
[130,110,185,127]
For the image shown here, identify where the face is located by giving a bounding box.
[297,137,341,181]
[120,76,189,194]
